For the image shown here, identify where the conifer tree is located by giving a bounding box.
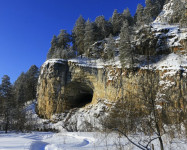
[72,15,85,56]
[95,16,112,40]
[153,0,166,18]
[158,0,166,6]
[51,35,58,47]
[67,46,76,58]
[47,30,71,59]
[111,9,123,35]
[122,8,134,26]
[119,21,134,67]
[143,0,165,24]
[0,75,14,133]
[25,65,39,101]
[14,72,26,105]
[144,0,155,24]
[135,4,144,26]
[106,34,115,61]
[47,35,58,59]
[57,30,71,49]
[84,19,95,57]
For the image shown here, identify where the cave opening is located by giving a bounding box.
[65,82,93,109]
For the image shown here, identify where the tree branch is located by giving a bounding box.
[114,128,148,150]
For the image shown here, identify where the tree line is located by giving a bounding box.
[47,0,169,60]
[0,65,39,133]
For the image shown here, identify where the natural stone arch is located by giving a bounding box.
[63,81,94,109]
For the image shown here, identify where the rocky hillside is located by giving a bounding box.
[36,0,187,131]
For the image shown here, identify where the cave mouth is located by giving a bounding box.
[65,82,93,109]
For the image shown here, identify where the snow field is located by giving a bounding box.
[0,131,187,150]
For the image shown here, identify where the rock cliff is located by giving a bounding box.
[37,52,187,120]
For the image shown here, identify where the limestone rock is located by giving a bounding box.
[37,57,187,119]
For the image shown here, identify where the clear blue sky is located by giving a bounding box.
[0,0,145,83]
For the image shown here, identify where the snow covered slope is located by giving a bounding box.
[154,0,175,23]
[154,0,186,24]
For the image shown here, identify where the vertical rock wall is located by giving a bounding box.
[37,59,187,119]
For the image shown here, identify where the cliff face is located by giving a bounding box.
[37,53,187,119]
[37,59,124,118]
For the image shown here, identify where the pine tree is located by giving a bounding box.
[153,0,166,18]
[111,9,123,36]
[25,65,39,101]
[143,0,164,24]
[95,16,112,40]
[14,72,26,105]
[56,30,71,59]
[106,34,115,61]
[119,21,134,67]
[47,30,71,59]
[122,8,134,26]
[84,19,95,57]
[57,30,71,49]
[0,75,12,99]
[67,46,76,59]
[135,4,144,26]
[47,35,58,59]
[72,15,85,56]
[51,35,58,47]
[143,0,154,24]
[0,75,14,133]
[158,0,166,6]
[12,67,39,132]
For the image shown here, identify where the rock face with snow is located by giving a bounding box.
[37,0,187,123]
[37,59,129,118]
[154,0,186,25]
[37,27,187,120]
[37,53,187,120]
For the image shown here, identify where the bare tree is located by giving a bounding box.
[103,69,165,150]
[138,70,164,150]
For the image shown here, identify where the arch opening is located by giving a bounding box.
[65,82,93,109]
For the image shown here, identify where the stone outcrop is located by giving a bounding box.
[37,55,187,119]
[37,59,126,118]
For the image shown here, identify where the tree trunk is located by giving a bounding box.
[158,136,164,150]
[155,122,164,150]
[5,121,8,133]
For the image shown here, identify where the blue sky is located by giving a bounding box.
[0,0,145,83]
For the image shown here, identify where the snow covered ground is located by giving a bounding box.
[0,131,187,150]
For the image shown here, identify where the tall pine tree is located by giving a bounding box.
[144,0,155,24]
[106,34,115,61]
[72,15,85,57]
[0,75,14,133]
[111,9,123,36]
[95,16,112,40]
[119,21,134,67]
[57,30,71,49]
[84,19,95,57]
[14,72,26,105]
[47,35,58,59]
[135,4,144,26]
[25,65,39,101]
[122,8,134,26]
